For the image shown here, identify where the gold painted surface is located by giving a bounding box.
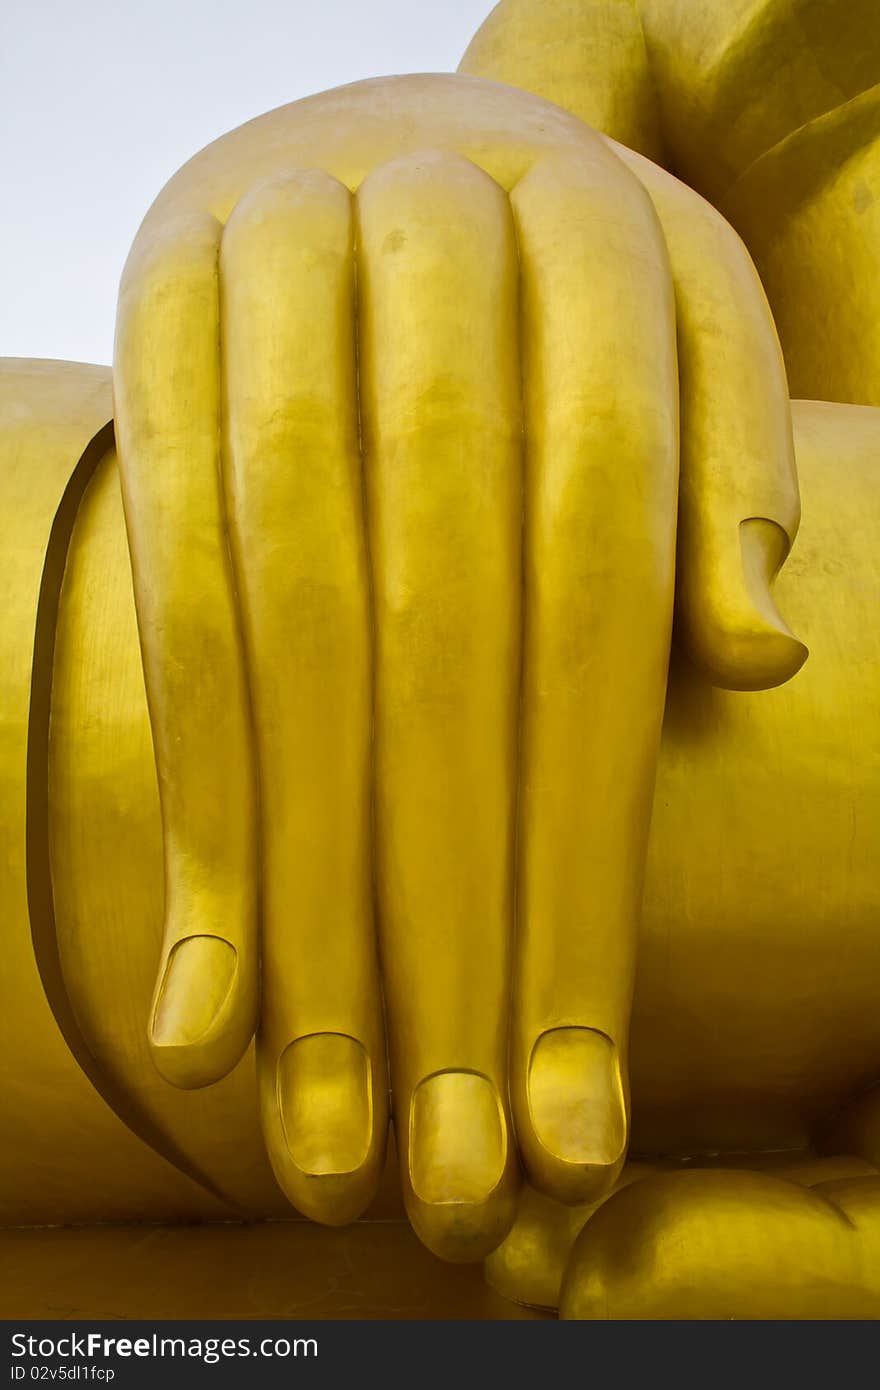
[108,73,806,1261]
[0,1221,545,1321]
[34,399,880,1203]
[0,360,228,1226]
[1,0,879,1321]
[460,0,663,162]
[561,1168,880,1319]
[638,0,880,205]
[487,1153,880,1315]
[632,400,880,1155]
[47,442,287,1218]
[462,0,880,203]
[722,90,880,405]
[463,2,880,404]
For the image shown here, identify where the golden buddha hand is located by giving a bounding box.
[113,75,805,1258]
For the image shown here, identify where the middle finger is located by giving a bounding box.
[357,149,522,1261]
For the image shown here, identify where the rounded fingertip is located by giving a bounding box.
[681,519,808,692]
[405,1185,518,1264]
[263,1032,386,1226]
[735,517,808,689]
[521,1027,627,1206]
[149,934,254,1088]
[404,1070,517,1262]
[484,1182,597,1311]
[697,626,808,693]
[683,601,808,692]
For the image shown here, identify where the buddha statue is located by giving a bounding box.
[1,0,878,1318]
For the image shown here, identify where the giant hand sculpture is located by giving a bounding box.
[112,77,804,1256]
[0,0,877,1320]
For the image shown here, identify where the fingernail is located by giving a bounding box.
[740,518,794,633]
[278,1033,372,1176]
[151,935,237,1047]
[739,518,808,680]
[528,1028,626,1167]
[409,1071,506,1205]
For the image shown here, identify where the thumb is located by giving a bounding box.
[677,513,807,692]
[614,141,808,691]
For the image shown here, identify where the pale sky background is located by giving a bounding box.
[1,0,493,365]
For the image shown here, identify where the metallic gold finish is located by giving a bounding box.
[0,360,237,1225]
[356,149,521,1256]
[561,1169,880,1320]
[612,142,805,691]
[463,0,880,402]
[278,1034,372,1177]
[107,76,807,1249]
[220,169,386,1225]
[509,148,676,1207]
[527,1030,626,1171]
[0,1221,547,1320]
[722,89,880,405]
[45,431,285,1216]
[2,0,880,1322]
[489,1152,880,1314]
[409,1072,507,1207]
[460,0,663,162]
[115,211,260,1092]
[6,380,877,1314]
